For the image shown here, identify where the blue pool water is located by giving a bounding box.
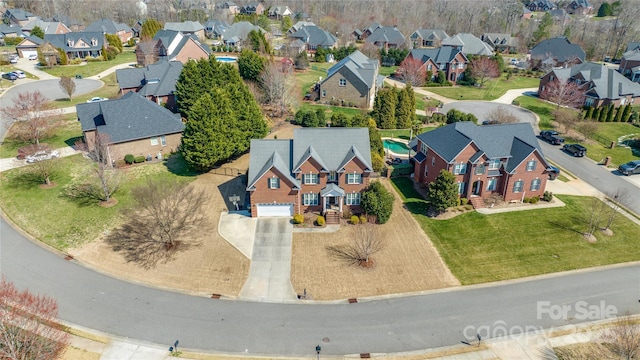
[383,139,410,155]
[215,56,237,63]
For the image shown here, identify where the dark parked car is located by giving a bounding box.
[618,160,640,176]
[2,72,17,81]
[562,144,587,157]
[539,130,565,145]
[547,166,560,180]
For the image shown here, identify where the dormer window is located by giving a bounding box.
[67,39,74,47]
[91,38,98,46]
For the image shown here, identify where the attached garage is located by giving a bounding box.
[256,203,294,217]
[18,49,37,58]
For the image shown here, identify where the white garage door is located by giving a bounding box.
[20,50,37,58]
[256,204,293,217]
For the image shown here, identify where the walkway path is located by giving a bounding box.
[492,87,538,105]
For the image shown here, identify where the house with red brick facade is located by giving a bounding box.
[412,122,552,204]
[116,61,183,112]
[138,29,211,66]
[247,128,373,221]
[405,46,468,84]
[620,49,640,83]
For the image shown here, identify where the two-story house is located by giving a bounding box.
[620,49,640,83]
[164,21,206,41]
[85,18,133,43]
[288,24,337,53]
[412,122,551,204]
[364,25,405,50]
[405,46,468,84]
[409,29,449,48]
[239,3,265,15]
[43,32,106,59]
[526,0,557,12]
[530,36,585,70]
[318,50,380,109]
[138,30,211,66]
[565,0,592,14]
[441,33,494,57]
[3,9,37,27]
[481,33,519,53]
[247,128,373,222]
[116,61,183,112]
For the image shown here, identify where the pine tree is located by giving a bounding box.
[427,170,459,214]
[140,19,162,40]
[368,118,384,157]
[605,104,615,122]
[584,107,594,120]
[614,106,624,122]
[377,88,397,129]
[621,104,632,122]
[597,106,606,122]
[395,86,412,129]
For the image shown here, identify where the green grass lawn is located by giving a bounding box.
[379,126,436,140]
[0,114,82,159]
[295,62,331,98]
[298,103,365,118]
[0,154,193,250]
[378,66,398,77]
[51,73,120,108]
[41,50,136,78]
[389,177,640,285]
[425,74,540,101]
[515,95,555,129]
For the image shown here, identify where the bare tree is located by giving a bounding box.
[602,188,631,233]
[326,224,384,268]
[58,76,76,101]
[0,277,70,360]
[135,39,158,66]
[553,108,580,134]
[486,106,518,124]
[31,158,58,186]
[259,60,297,117]
[105,178,210,268]
[585,197,605,241]
[599,313,640,360]
[470,57,500,87]
[1,91,62,146]
[575,120,599,141]
[396,57,426,87]
[539,78,586,109]
[67,133,119,204]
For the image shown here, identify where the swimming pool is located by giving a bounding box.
[215,56,238,63]
[383,139,410,155]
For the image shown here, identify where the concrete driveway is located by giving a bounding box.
[442,101,537,125]
[239,217,297,302]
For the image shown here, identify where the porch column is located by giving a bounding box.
[323,196,326,213]
[339,196,343,213]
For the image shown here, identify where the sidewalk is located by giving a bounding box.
[0,146,80,172]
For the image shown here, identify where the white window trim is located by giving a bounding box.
[530,178,541,191]
[339,78,346,87]
[346,173,362,184]
[150,136,159,146]
[487,178,496,191]
[453,163,467,175]
[345,192,361,205]
[513,180,524,193]
[160,135,166,146]
[488,159,500,170]
[303,173,319,185]
[526,160,536,172]
[268,177,280,189]
[303,192,319,206]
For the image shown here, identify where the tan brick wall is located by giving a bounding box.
[84,131,181,163]
[319,68,371,108]
[174,39,210,63]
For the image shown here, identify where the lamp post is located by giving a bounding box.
[315,345,321,360]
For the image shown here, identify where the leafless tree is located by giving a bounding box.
[599,313,640,360]
[0,277,69,360]
[67,133,119,204]
[58,76,76,101]
[575,120,600,141]
[585,197,605,241]
[105,178,210,268]
[135,39,158,66]
[602,189,631,233]
[31,158,58,186]
[326,224,384,268]
[540,78,586,109]
[1,91,62,146]
[259,60,297,117]
[470,57,500,87]
[360,42,380,60]
[553,108,581,134]
[486,106,518,124]
[396,57,426,87]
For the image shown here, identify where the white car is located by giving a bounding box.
[28,54,38,60]
[13,70,25,79]
[86,97,108,103]
[26,150,60,163]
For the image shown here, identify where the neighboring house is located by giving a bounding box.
[51,14,84,32]
[116,60,184,112]
[239,3,265,15]
[43,32,106,59]
[77,92,185,163]
[481,33,518,53]
[526,0,557,12]
[203,19,229,39]
[164,21,206,41]
[131,20,143,38]
[412,122,551,204]
[288,25,337,53]
[565,0,593,14]
[619,49,640,82]
[222,21,265,48]
[85,18,133,43]
[318,50,379,109]
[365,25,406,50]
[625,42,640,53]
[3,9,37,26]
[22,19,70,35]
[360,22,381,40]
[15,35,42,58]
[268,5,293,19]
[549,9,570,25]
[539,62,640,107]
[410,28,449,48]
[441,33,494,56]
[530,36,585,69]
[286,38,306,54]
[216,0,239,13]
[287,20,315,35]
[247,128,373,221]
[406,46,468,84]
[522,6,533,19]
[140,29,211,65]
[0,24,25,39]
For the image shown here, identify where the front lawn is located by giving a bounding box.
[298,102,365,118]
[51,73,120,109]
[294,62,332,98]
[515,95,555,129]
[40,50,136,78]
[0,154,192,250]
[0,114,82,159]
[378,66,398,77]
[389,177,640,285]
[425,73,540,101]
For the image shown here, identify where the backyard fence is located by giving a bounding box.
[211,167,246,177]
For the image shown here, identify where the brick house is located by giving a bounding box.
[77,92,184,164]
[412,122,552,204]
[318,50,380,109]
[85,18,133,43]
[530,36,585,70]
[164,21,206,41]
[409,28,449,48]
[138,30,211,66]
[22,19,71,36]
[565,0,592,14]
[247,128,373,221]
[405,46,468,84]
[16,35,42,58]
[116,61,183,112]
[619,49,640,83]
[43,32,106,59]
[481,33,519,53]
[539,62,640,107]
[288,24,337,53]
[526,0,557,12]
[239,3,265,15]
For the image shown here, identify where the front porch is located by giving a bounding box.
[321,183,344,225]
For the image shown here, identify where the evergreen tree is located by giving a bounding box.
[315,108,326,127]
[352,113,369,127]
[597,2,612,17]
[427,170,459,214]
[373,87,397,129]
[301,111,318,127]
[531,12,553,45]
[361,181,394,224]
[237,49,265,81]
[330,113,349,127]
[105,34,123,53]
[31,26,44,39]
[368,118,384,157]
[621,104,632,122]
[596,106,606,122]
[281,16,292,32]
[294,51,309,69]
[584,106,594,120]
[395,86,412,129]
[614,106,624,122]
[140,19,162,40]
[606,104,615,122]
[248,29,271,54]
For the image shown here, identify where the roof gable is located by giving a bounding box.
[531,36,586,63]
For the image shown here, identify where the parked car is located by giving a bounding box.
[482,120,500,125]
[28,54,38,60]
[618,160,640,176]
[13,70,25,79]
[2,72,17,81]
[25,150,60,163]
[547,166,560,180]
[561,144,587,157]
[9,54,18,63]
[86,97,108,103]
[539,130,565,145]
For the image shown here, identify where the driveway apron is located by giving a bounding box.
[239,217,296,302]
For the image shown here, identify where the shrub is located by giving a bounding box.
[134,155,146,163]
[359,215,367,224]
[530,196,540,204]
[542,191,553,202]
[342,207,352,219]
[350,215,360,225]
[114,159,127,167]
[464,204,474,211]
[316,215,325,226]
[124,154,135,164]
[456,198,461,206]
[523,197,530,203]
[512,100,520,106]
[361,181,394,224]
[460,197,469,205]
[293,214,304,224]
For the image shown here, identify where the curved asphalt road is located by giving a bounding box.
[2,215,640,356]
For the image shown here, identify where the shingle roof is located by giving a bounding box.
[203,19,229,36]
[411,29,449,42]
[408,46,465,68]
[531,36,586,63]
[289,25,337,47]
[43,32,105,52]
[626,42,640,53]
[0,24,24,36]
[548,62,640,100]
[153,29,211,59]
[415,122,546,173]
[442,33,493,56]
[16,35,43,47]
[365,26,405,47]
[247,128,372,191]
[481,33,519,48]
[76,92,184,144]
[223,21,264,42]
[4,9,34,21]
[85,18,130,34]
[22,19,69,34]
[288,21,315,34]
[164,21,204,33]
[116,61,183,98]
[323,50,379,92]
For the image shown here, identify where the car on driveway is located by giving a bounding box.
[2,72,17,81]
[618,160,640,176]
[86,97,108,103]
[547,166,560,180]
[28,54,38,60]
[13,70,25,79]
[561,144,587,157]
[9,54,18,63]
[25,150,60,163]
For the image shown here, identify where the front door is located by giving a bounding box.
[472,180,482,196]
[327,196,336,209]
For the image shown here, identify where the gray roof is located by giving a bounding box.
[415,122,546,173]
[223,21,264,42]
[153,29,211,59]
[289,25,337,47]
[323,50,379,93]
[481,33,519,49]
[288,21,315,34]
[531,36,586,63]
[116,61,183,97]
[626,42,640,53]
[76,92,184,144]
[442,33,493,56]
[85,18,130,34]
[269,5,292,16]
[16,35,43,47]
[4,9,34,21]
[547,62,640,100]
[43,32,105,52]
[622,50,640,62]
[0,24,24,36]
[247,128,372,191]
[408,46,466,68]
[365,26,406,47]
[203,19,229,36]
[410,29,449,42]
[164,21,204,33]
[22,19,68,34]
